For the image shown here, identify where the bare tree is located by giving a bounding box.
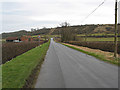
[60,22,76,42]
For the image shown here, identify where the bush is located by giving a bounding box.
[2,41,48,64]
[67,41,120,54]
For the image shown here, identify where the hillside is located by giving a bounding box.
[93,24,115,33]
[2,24,117,39]
[2,28,51,39]
[51,24,115,35]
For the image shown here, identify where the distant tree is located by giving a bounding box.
[60,22,70,27]
[31,28,34,32]
[60,22,76,42]
[42,27,47,29]
[37,28,40,31]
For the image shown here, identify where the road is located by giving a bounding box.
[35,38,118,88]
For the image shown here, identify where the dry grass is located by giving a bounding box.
[63,43,120,62]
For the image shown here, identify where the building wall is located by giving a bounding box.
[20,36,33,41]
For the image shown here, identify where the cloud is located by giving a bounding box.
[0,0,116,33]
[118,1,120,23]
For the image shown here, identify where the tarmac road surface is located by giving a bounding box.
[35,38,118,88]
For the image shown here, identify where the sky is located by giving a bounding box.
[118,1,120,23]
[0,0,120,33]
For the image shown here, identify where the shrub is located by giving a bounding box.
[67,41,120,54]
[2,40,48,64]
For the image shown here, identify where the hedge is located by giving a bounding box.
[2,41,48,64]
[67,41,120,54]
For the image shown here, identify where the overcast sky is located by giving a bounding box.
[118,0,120,23]
[0,0,120,33]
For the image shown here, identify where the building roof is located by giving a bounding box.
[6,37,18,40]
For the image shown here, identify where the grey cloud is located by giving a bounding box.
[1,0,116,33]
[118,1,120,23]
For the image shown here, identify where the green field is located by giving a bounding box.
[32,34,120,42]
[32,35,60,38]
[2,41,50,88]
[80,37,120,42]
[77,33,120,36]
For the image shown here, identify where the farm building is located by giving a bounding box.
[6,37,20,42]
[20,36,33,41]
[6,36,33,42]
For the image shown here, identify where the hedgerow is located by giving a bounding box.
[2,41,48,64]
[67,41,120,54]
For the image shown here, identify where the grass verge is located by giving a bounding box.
[62,43,119,66]
[2,40,50,88]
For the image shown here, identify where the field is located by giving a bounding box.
[2,40,50,88]
[77,33,120,36]
[79,37,120,42]
[76,33,120,42]
[32,34,60,38]
[36,34,120,42]
[56,36,120,42]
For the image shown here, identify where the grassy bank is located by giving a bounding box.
[62,43,119,66]
[2,40,50,88]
